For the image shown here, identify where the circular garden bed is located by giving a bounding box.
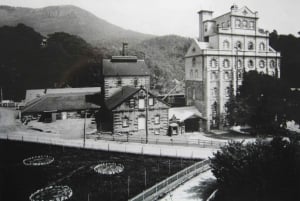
[23,155,54,166]
[29,185,72,201]
[94,162,124,175]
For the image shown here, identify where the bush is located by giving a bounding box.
[210,137,299,201]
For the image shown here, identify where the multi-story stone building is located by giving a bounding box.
[185,5,281,130]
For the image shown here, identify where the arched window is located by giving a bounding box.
[192,88,196,100]
[248,60,254,68]
[259,60,265,68]
[223,40,230,49]
[211,71,218,80]
[190,69,193,78]
[213,87,218,97]
[270,60,275,68]
[211,59,217,68]
[192,57,196,66]
[248,41,254,50]
[235,19,241,28]
[237,59,242,68]
[226,87,231,97]
[224,71,230,80]
[223,59,230,68]
[236,41,242,49]
[259,42,265,51]
[238,70,242,79]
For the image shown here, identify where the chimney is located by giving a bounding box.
[198,10,213,41]
[122,42,128,56]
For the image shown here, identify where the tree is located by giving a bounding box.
[226,71,289,135]
[210,137,299,201]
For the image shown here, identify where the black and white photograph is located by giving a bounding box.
[0,0,300,201]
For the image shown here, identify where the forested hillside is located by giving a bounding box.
[0,24,191,100]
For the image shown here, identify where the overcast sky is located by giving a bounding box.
[1,0,299,37]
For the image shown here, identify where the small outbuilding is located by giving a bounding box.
[168,106,206,135]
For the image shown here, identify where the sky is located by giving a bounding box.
[1,0,299,37]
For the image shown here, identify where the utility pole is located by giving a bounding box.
[83,110,87,148]
[0,87,3,103]
[145,87,149,144]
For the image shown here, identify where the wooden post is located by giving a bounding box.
[145,88,149,144]
[83,110,87,148]
[127,176,130,198]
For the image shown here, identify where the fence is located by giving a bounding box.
[96,135,227,149]
[128,159,211,201]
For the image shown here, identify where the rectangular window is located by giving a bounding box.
[117,78,122,87]
[122,117,129,127]
[134,78,138,87]
[148,98,154,106]
[154,115,160,124]
[129,99,135,108]
[138,99,145,109]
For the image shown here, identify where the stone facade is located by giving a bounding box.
[112,89,169,136]
[185,5,281,130]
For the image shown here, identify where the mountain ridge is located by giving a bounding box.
[0,5,154,44]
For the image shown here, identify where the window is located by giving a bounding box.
[148,97,154,106]
[192,88,196,100]
[122,116,129,127]
[224,71,230,80]
[117,77,122,87]
[236,41,242,50]
[223,40,230,49]
[138,98,145,109]
[190,69,193,78]
[211,72,218,80]
[204,24,208,32]
[223,59,230,68]
[129,99,135,108]
[225,87,231,97]
[192,47,196,52]
[211,59,217,68]
[259,42,265,51]
[235,19,241,28]
[248,41,254,50]
[242,20,248,28]
[249,21,254,29]
[248,60,254,68]
[259,60,265,68]
[195,69,198,78]
[213,87,218,97]
[270,60,275,68]
[154,115,160,124]
[154,129,160,135]
[134,78,138,87]
[192,57,196,66]
[238,71,242,79]
[222,22,225,28]
[237,59,242,68]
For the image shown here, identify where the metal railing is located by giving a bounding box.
[128,159,211,201]
[96,135,227,149]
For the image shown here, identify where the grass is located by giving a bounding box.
[0,139,199,201]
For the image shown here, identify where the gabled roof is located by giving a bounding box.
[103,56,150,76]
[105,86,169,110]
[22,92,101,113]
[185,38,210,57]
[169,106,206,122]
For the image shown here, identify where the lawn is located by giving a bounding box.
[0,140,198,201]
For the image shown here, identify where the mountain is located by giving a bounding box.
[0,5,153,45]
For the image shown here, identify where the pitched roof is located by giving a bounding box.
[169,106,206,122]
[103,56,150,76]
[25,87,100,103]
[22,92,101,113]
[105,86,139,110]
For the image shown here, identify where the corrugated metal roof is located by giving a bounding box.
[105,86,139,110]
[103,58,150,76]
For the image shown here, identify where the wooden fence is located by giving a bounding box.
[128,159,211,201]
